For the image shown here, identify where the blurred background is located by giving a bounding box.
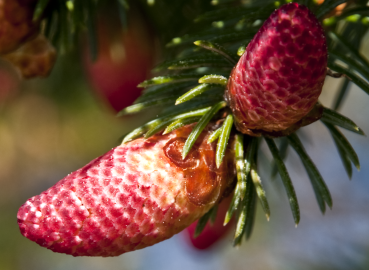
[1,0,369,269]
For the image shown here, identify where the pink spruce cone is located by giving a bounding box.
[226,3,327,136]
[17,123,235,257]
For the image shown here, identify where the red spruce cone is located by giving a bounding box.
[17,123,235,257]
[0,0,38,54]
[84,16,154,112]
[226,3,327,136]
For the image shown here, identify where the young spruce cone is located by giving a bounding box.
[17,123,235,257]
[226,3,327,136]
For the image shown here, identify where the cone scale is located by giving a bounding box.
[226,3,327,136]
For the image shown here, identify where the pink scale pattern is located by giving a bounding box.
[226,3,327,136]
[17,126,227,257]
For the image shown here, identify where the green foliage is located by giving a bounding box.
[194,206,218,237]
[266,137,300,225]
[182,101,226,158]
[287,133,332,213]
[233,175,257,245]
